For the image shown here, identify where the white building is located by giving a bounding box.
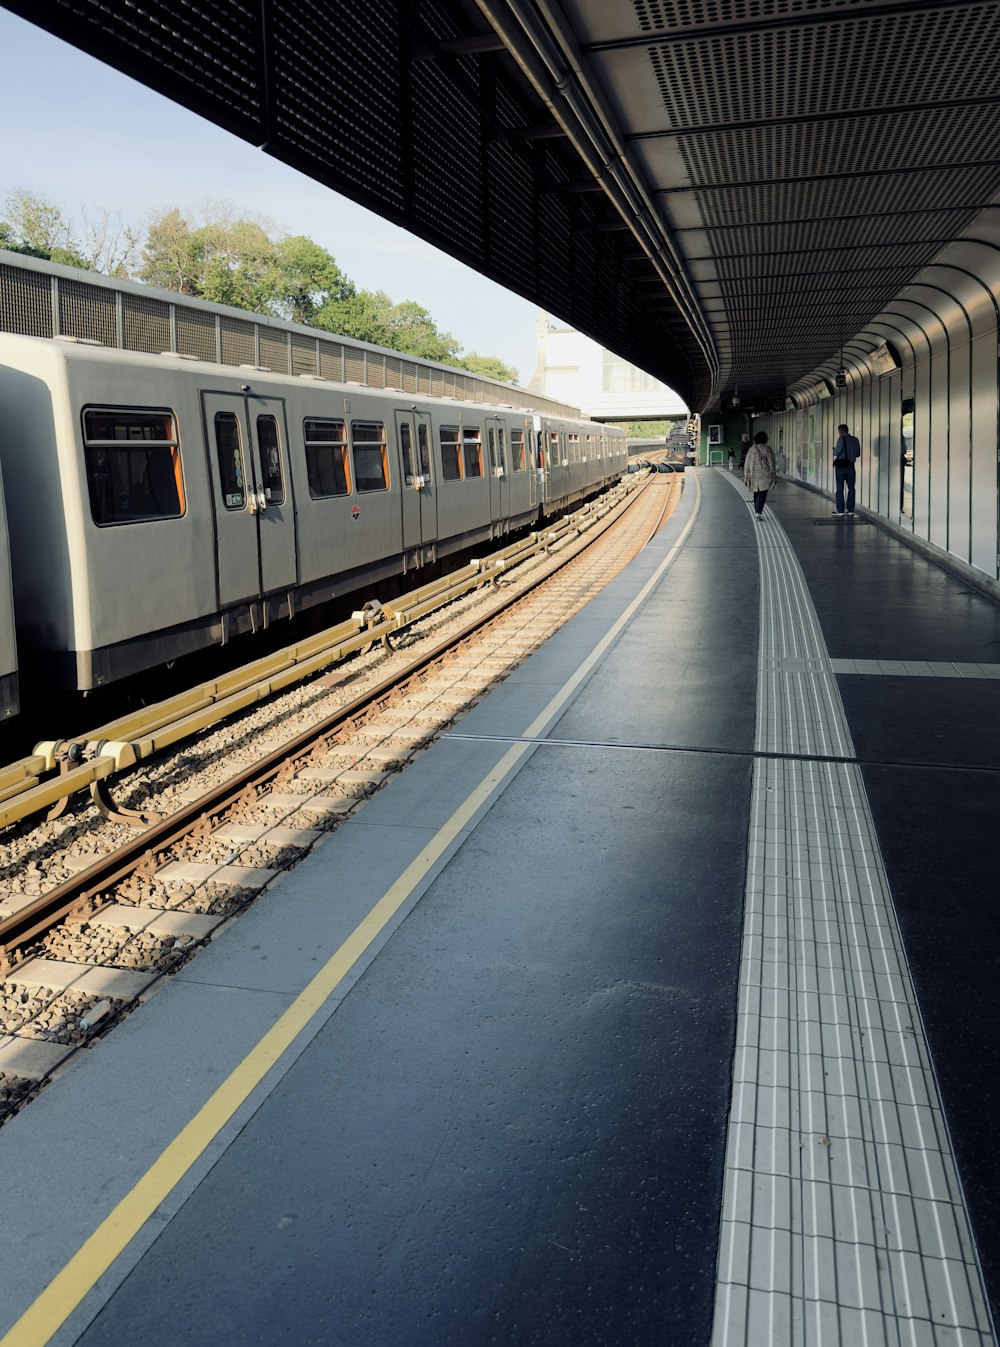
[528,312,688,421]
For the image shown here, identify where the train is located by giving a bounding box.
[0,330,627,719]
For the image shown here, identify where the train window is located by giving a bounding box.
[510,428,525,472]
[304,418,350,498]
[463,426,483,478]
[485,431,504,479]
[490,431,509,479]
[440,426,462,481]
[568,433,580,462]
[352,420,389,492]
[214,412,247,510]
[83,407,184,526]
[418,423,432,478]
[549,432,559,465]
[399,422,415,485]
[256,415,284,505]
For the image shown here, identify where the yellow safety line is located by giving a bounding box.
[1,473,700,1347]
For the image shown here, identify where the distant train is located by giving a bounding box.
[0,332,626,716]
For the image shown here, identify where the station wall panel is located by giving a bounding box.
[912,355,933,543]
[947,340,973,564]
[928,349,951,552]
[970,333,999,579]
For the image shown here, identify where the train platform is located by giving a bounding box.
[1,466,999,1347]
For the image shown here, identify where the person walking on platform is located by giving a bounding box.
[727,444,735,469]
[738,433,751,469]
[832,422,861,516]
[744,430,776,519]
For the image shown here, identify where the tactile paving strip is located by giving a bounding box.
[713,477,997,1346]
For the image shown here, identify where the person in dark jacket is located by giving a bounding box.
[832,423,862,516]
[738,433,751,469]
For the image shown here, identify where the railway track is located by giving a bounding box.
[0,473,678,1121]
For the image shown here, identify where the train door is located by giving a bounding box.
[201,391,297,608]
[520,424,536,507]
[486,417,508,526]
[533,416,547,505]
[415,413,437,544]
[394,410,422,553]
[250,400,297,595]
[394,410,437,554]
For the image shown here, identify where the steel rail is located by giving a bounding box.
[0,473,658,963]
[0,482,634,832]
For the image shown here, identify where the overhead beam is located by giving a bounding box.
[713,264,924,282]
[625,91,1000,140]
[674,203,1000,232]
[687,237,955,262]
[658,157,1000,193]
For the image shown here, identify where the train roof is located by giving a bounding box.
[0,332,617,427]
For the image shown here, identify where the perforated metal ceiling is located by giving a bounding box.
[5,0,1000,411]
[559,0,1000,406]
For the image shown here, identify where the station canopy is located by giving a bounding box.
[7,0,1000,413]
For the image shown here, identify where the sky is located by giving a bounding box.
[0,10,544,384]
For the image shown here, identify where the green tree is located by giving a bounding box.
[317,291,471,366]
[4,189,70,254]
[189,217,281,312]
[1,189,88,267]
[80,203,139,277]
[384,299,461,363]
[314,287,395,346]
[139,207,280,310]
[138,208,198,293]
[274,234,353,324]
[459,352,519,384]
[609,419,680,438]
[139,207,354,324]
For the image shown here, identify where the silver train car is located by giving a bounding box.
[0,333,626,694]
[0,466,16,718]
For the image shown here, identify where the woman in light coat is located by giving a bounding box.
[743,430,776,519]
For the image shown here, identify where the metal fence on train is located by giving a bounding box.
[0,249,581,420]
